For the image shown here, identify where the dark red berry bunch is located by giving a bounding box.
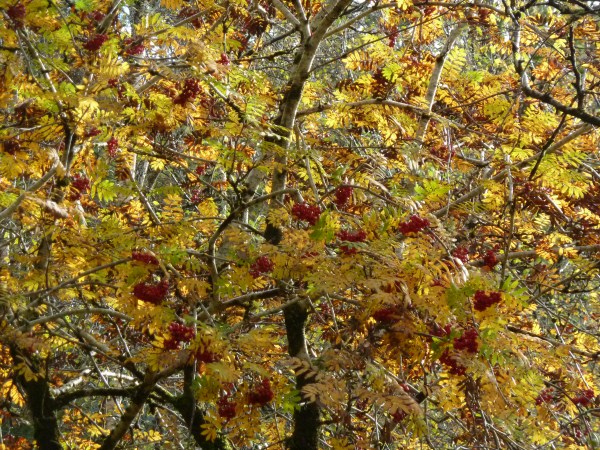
[68,174,91,201]
[164,322,196,350]
[190,189,204,204]
[430,323,452,339]
[122,37,144,56]
[372,306,400,324]
[291,203,321,225]
[391,409,407,423]
[337,229,367,255]
[453,328,478,353]
[398,215,430,235]
[535,388,557,406]
[473,290,502,312]
[483,250,499,268]
[333,186,353,207]
[83,34,109,52]
[174,78,202,105]
[131,250,159,265]
[87,11,105,23]
[195,347,219,363]
[132,279,169,304]
[7,3,26,28]
[439,349,466,376]
[84,128,101,138]
[3,139,20,155]
[249,256,274,278]
[572,389,595,407]
[248,379,274,406]
[217,53,230,66]
[195,164,208,176]
[107,137,119,157]
[452,246,469,263]
[217,395,237,420]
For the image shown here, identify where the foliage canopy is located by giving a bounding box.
[1,0,599,449]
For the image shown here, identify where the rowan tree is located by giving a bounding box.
[1,1,599,449]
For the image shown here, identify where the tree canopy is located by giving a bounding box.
[1,0,599,449]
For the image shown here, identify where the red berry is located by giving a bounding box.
[536,388,555,405]
[398,215,430,235]
[107,137,119,157]
[452,246,469,263]
[122,37,144,56]
[453,328,478,353]
[131,250,159,265]
[217,53,230,66]
[249,256,274,278]
[7,3,26,28]
[430,323,452,338]
[195,164,207,176]
[3,139,21,155]
[83,34,109,52]
[372,306,399,324]
[87,11,105,22]
[174,78,201,105]
[165,322,195,350]
[483,250,499,268]
[439,349,466,376]
[333,186,353,207]
[473,290,502,312]
[132,280,169,304]
[291,203,321,226]
[392,410,407,423]
[573,389,595,407]
[218,395,237,420]
[68,174,91,201]
[336,229,367,255]
[195,348,219,363]
[248,379,274,406]
[84,128,101,138]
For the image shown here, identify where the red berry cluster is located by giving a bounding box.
[337,229,367,255]
[87,11,105,23]
[132,280,169,304]
[84,128,101,138]
[572,389,595,407]
[217,53,230,66]
[131,250,159,265]
[291,203,321,225]
[7,3,26,28]
[190,189,204,204]
[249,256,274,278]
[453,328,478,353]
[248,379,274,406]
[83,34,109,52]
[535,388,556,406]
[372,306,400,324]
[217,395,237,420]
[483,250,499,268]
[69,174,91,201]
[398,215,430,235]
[391,409,407,423]
[473,290,501,311]
[439,350,466,376]
[333,186,353,207]
[195,347,219,363]
[430,323,452,339]
[452,246,469,263]
[122,37,144,56]
[174,78,201,105]
[3,139,20,155]
[107,137,119,157]
[195,164,208,176]
[164,322,196,350]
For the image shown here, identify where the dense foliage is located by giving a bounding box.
[1,0,599,449]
